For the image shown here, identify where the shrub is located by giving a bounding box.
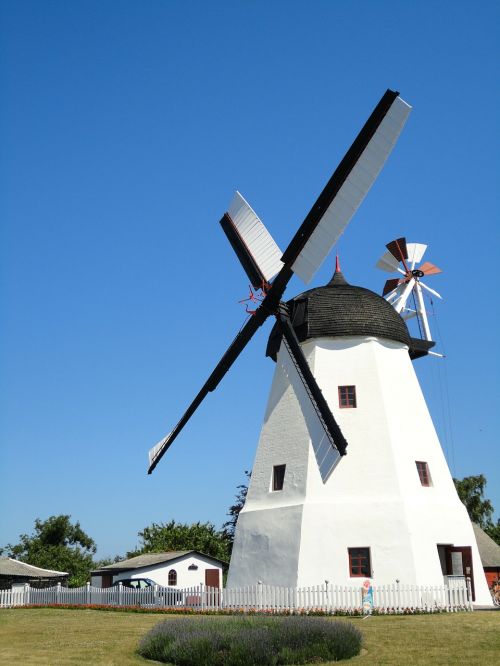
[138,615,362,664]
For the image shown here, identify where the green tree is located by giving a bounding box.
[92,554,124,569]
[222,470,250,556]
[453,475,500,545]
[1,515,96,587]
[128,520,230,562]
[485,521,500,546]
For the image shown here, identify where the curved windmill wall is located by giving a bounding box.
[227,274,491,605]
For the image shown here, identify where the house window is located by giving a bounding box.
[272,464,286,491]
[168,569,177,586]
[338,385,356,408]
[416,461,431,486]
[348,547,371,577]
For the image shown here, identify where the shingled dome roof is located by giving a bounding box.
[266,268,412,360]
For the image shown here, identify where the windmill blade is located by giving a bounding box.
[383,277,402,296]
[419,280,443,299]
[392,276,416,313]
[386,280,407,304]
[376,250,402,273]
[148,311,268,474]
[276,309,347,482]
[419,261,442,276]
[406,243,427,267]
[386,237,408,264]
[280,90,412,284]
[220,191,283,289]
[277,342,343,483]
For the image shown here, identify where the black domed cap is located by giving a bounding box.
[266,267,412,360]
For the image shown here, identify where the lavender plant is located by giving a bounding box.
[138,615,362,665]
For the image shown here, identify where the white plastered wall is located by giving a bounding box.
[104,554,222,588]
[227,336,491,605]
[227,342,313,588]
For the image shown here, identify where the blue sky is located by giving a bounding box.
[1,1,498,558]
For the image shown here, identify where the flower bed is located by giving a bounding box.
[15,603,471,616]
[138,615,362,664]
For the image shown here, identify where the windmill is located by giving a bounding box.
[148,89,412,478]
[376,237,443,346]
[145,89,492,604]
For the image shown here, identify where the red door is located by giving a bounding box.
[205,569,220,588]
[101,574,112,589]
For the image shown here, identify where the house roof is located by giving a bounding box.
[472,524,500,568]
[91,550,226,575]
[0,557,68,579]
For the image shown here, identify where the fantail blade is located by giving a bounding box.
[386,237,408,263]
[419,281,442,299]
[383,277,402,296]
[406,243,427,266]
[376,250,401,273]
[419,261,442,276]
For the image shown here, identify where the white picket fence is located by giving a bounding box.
[0,580,473,612]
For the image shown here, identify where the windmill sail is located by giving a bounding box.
[147,312,265,474]
[147,89,411,474]
[281,91,412,284]
[278,344,342,482]
[220,192,283,289]
[276,311,347,482]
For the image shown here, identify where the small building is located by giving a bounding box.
[472,524,500,588]
[0,557,68,589]
[91,551,225,589]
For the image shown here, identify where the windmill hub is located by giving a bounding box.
[411,269,424,278]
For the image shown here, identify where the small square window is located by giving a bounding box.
[339,385,356,408]
[416,461,431,486]
[348,547,371,577]
[272,464,286,491]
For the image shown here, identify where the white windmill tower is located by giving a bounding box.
[147,90,491,605]
[226,260,490,604]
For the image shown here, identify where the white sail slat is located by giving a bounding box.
[148,435,170,469]
[292,96,412,284]
[227,191,283,282]
[277,343,341,483]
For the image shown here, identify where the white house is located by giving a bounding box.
[227,268,492,606]
[91,550,225,589]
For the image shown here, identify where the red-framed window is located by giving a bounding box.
[416,461,431,487]
[168,569,177,586]
[348,547,371,577]
[272,464,286,491]
[338,385,357,408]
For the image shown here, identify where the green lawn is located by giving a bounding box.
[0,609,498,665]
